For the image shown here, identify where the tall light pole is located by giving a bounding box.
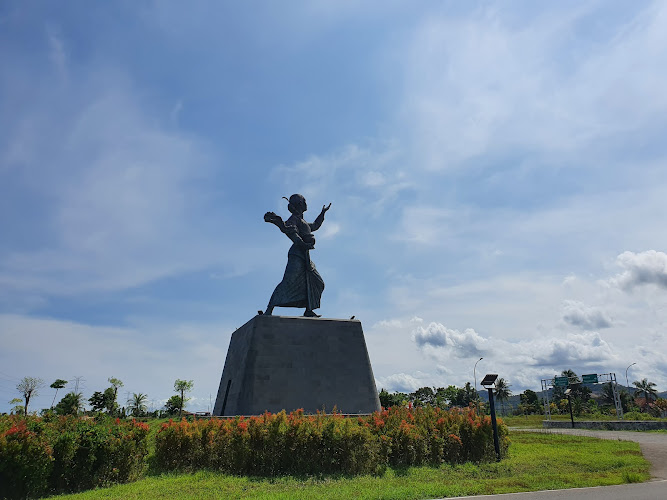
[625,362,636,389]
[474,357,483,394]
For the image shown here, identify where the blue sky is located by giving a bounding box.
[2,1,667,413]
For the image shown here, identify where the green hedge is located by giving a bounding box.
[0,415,149,499]
[0,407,509,498]
[154,406,509,475]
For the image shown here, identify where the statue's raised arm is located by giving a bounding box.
[309,203,331,232]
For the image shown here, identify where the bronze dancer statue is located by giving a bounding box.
[264,194,331,317]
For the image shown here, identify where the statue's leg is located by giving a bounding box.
[303,309,321,318]
[265,306,274,316]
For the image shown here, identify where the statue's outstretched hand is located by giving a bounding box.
[264,212,286,231]
[321,203,331,215]
[264,211,278,222]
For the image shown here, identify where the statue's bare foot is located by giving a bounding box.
[304,310,321,318]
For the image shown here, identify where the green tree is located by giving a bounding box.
[633,378,658,411]
[440,385,460,406]
[600,382,616,407]
[108,377,123,402]
[54,391,84,415]
[379,389,408,408]
[552,369,580,401]
[9,398,24,415]
[127,393,148,417]
[174,379,194,417]
[599,382,630,413]
[17,376,44,416]
[449,382,477,407]
[89,387,117,414]
[410,386,436,407]
[50,379,68,408]
[164,395,183,416]
[493,378,511,415]
[519,389,539,414]
[433,387,451,408]
[619,388,633,413]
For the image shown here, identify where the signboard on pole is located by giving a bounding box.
[582,374,598,384]
[554,376,569,387]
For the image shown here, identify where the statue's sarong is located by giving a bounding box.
[268,247,324,311]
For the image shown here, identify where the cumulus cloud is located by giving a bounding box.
[375,373,424,393]
[608,250,667,291]
[561,300,613,330]
[530,331,617,367]
[412,322,487,357]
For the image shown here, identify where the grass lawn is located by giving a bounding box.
[54,431,650,500]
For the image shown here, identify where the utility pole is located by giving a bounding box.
[72,376,85,394]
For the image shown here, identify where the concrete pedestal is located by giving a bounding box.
[213,315,381,416]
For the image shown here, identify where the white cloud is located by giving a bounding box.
[401,2,667,172]
[528,331,618,367]
[271,142,411,219]
[0,65,231,295]
[375,372,424,393]
[608,250,667,291]
[561,300,613,330]
[413,322,488,357]
[0,313,231,414]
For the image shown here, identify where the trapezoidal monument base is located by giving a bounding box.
[213,315,381,416]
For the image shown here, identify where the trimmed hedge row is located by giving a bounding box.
[0,415,149,499]
[1,407,509,498]
[154,406,509,475]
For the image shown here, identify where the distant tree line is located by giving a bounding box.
[379,378,513,415]
[6,376,196,418]
[379,369,666,419]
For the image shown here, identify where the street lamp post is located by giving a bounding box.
[481,374,501,461]
[474,357,483,414]
[474,357,483,394]
[625,362,636,389]
[564,388,575,428]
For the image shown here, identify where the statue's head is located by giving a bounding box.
[284,194,307,215]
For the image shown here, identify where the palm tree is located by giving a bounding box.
[493,378,512,415]
[50,379,68,408]
[54,391,84,415]
[127,393,148,417]
[633,378,658,411]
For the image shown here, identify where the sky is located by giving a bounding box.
[1,0,667,414]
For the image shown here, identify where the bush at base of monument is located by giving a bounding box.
[0,415,149,499]
[154,406,509,476]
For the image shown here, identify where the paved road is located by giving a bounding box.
[441,428,667,500]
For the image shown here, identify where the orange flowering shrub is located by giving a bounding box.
[154,406,509,476]
[0,418,52,499]
[0,415,149,498]
[155,410,383,475]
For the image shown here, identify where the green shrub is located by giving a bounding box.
[0,415,149,498]
[623,411,656,421]
[49,416,149,492]
[0,417,53,499]
[155,406,509,476]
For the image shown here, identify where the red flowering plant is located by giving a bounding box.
[0,414,150,498]
[153,406,509,476]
